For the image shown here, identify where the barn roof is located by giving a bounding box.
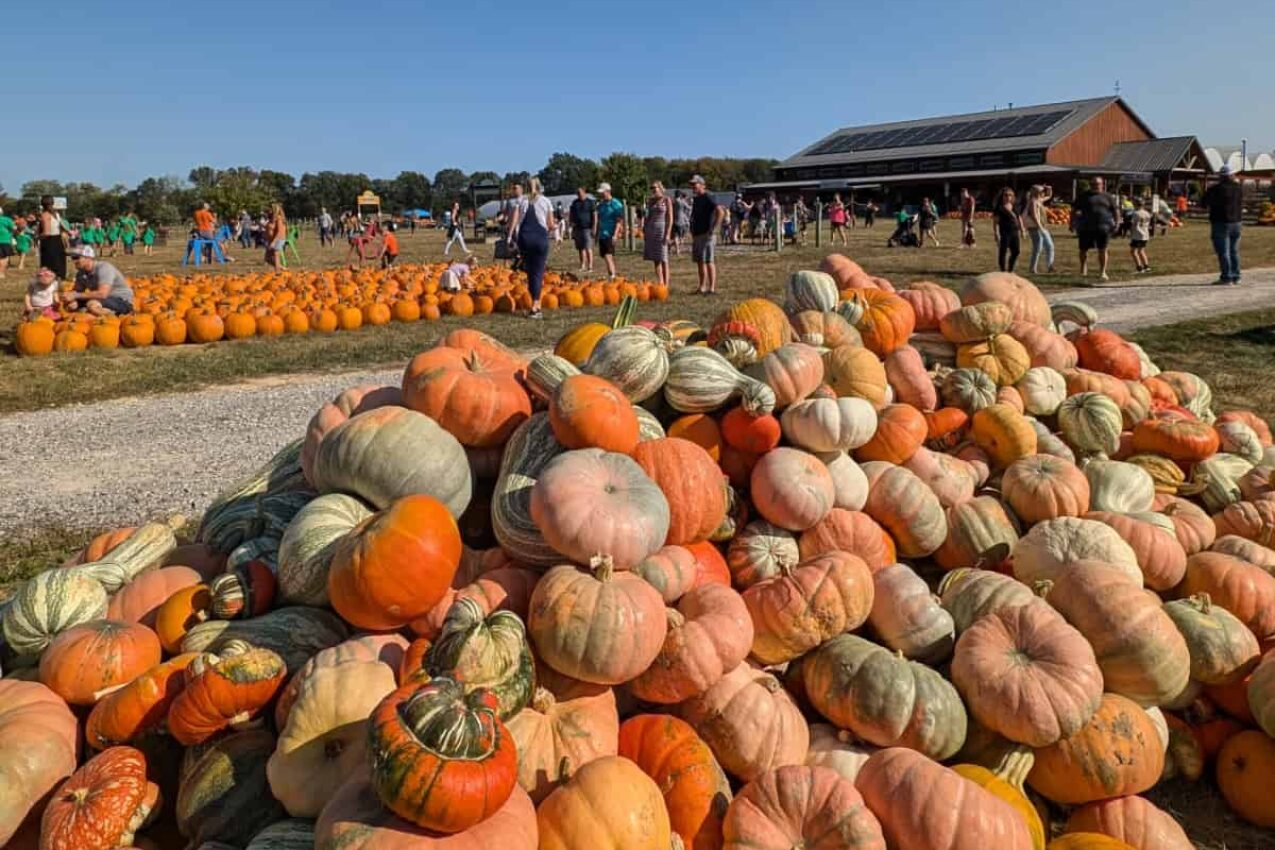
[780,97,1146,169]
[1100,136,1209,173]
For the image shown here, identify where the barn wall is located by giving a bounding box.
[1047,102,1151,166]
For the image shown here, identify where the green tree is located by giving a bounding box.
[188,166,220,191]
[502,171,530,190]
[392,171,433,211]
[538,153,600,195]
[131,176,188,225]
[600,153,647,206]
[21,180,66,202]
[205,170,277,220]
[432,168,469,212]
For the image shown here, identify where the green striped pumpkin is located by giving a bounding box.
[664,347,777,416]
[784,270,840,314]
[2,569,109,659]
[200,438,310,553]
[582,325,670,403]
[178,728,285,847]
[311,406,472,518]
[180,605,347,672]
[634,406,666,441]
[276,493,374,606]
[525,353,580,405]
[492,413,566,568]
[244,819,315,850]
[73,515,184,593]
[423,598,535,720]
[1058,392,1123,455]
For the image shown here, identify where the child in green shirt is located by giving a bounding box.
[119,214,138,255]
[106,222,121,256]
[15,225,33,270]
[142,224,156,255]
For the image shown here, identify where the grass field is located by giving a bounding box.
[2,220,1274,414]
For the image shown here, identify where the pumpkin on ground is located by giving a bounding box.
[39,746,159,850]
[38,619,162,706]
[855,746,1035,850]
[1063,796,1194,850]
[722,764,885,850]
[619,714,732,850]
[1215,729,1275,827]
[867,562,955,663]
[631,583,753,703]
[548,374,640,454]
[1162,594,1260,686]
[176,727,286,846]
[1027,693,1165,804]
[536,755,671,850]
[85,653,199,749]
[528,558,667,685]
[743,551,874,665]
[420,597,535,719]
[750,447,836,531]
[168,645,288,745]
[0,680,79,847]
[367,678,518,833]
[679,663,809,782]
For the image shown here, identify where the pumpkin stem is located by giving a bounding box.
[165,513,188,532]
[759,674,782,694]
[92,681,129,702]
[589,554,615,582]
[665,608,686,630]
[1031,580,1054,599]
[836,728,855,744]
[531,687,556,714]
[556,755,572,782]
[1193,592,1212,614]
[936,568,969,598]
[993,745,1035,792]
[669,835,685,850]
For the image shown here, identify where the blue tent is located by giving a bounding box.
[402,208,432,219]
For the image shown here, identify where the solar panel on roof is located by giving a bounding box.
[800,107,1078,157]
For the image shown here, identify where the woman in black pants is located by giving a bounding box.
[37,195,68,280]
[993,187,1025,272]
[507,177,555,319]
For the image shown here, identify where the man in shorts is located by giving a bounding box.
[568,187,597,272]
[689,175,723,295]
[63,247,134,316]
[1075,176,1118,281]
[593,183,625,280]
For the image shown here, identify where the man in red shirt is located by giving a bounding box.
[380,225,400,268]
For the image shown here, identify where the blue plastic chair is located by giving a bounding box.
[182,238,227,266]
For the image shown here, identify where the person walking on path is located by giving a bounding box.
[14,219,33,271]
[568,187,596,272]
[672,190,692,255]
[689,174,723,295]
[643,181,674,289]
[0,206,15,279]
[141,222,156,256]
[318,208,334,246]
[1128,197,1152,273]
[594,183,625,280]
[1023,185,1055,273]
[444,199,468,256]
[862,199,878,229]
[958,188,976,247]
[37,196,68,280]
[918,196,940,247]
[828,194,849,245]
[1203,165,1244,285]
[506,177,554,319]
[992,187,1025,273]
[1074,176,1118,281]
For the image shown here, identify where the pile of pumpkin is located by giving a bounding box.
[12,263,667,356]
[6,253,1275,850]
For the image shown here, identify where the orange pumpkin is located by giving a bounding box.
[402,345,532,448]
[39,746,160,850]
[154,584,213,654]
[851,288,915,356]
[667,414,723,462]
[855,403,927,464]
[39,620,162,706]
[85,654,199,748]
[549,374,640,454]
[167,645,287,745]
[1216,729,1275,827]
[633,438,729,546]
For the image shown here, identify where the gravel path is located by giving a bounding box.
[2,267,1272,535]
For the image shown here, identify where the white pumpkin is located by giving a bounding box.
[1084,459,1156,513]
[1191,453,1255,513]
[1013,516,1142,587]
[781,397,878,453]
[804,723,877,783]
[1058,392,1123,456]
[817,451,869,511]
[1216,421,1266,466]
[1015,367,1067,416]
[784,270,840,313]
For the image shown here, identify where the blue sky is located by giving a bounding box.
[4,0,1272,192]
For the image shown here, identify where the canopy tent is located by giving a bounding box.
[401,208,432,219]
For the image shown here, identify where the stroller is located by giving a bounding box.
[887,213,920,248]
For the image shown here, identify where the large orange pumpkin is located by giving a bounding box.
[85,653,199,749]
[1216,729,1275,827]
[402,346,532,448]
[39,746,159,850]
[633,438,729,546]
[851,289,915,356]
[328,494,463,631]
[167,645,287,744]
[38,620,162,706]
[549,374,640,454]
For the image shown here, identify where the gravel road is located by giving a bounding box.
[1,268,1272,535]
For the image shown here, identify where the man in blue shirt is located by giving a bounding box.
[593,182,625,280]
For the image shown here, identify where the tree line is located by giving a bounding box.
[0,153,776,226]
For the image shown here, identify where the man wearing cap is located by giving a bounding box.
[62,247,134,316]
[1203,165,1244,285]
[593,183,625,280]
[689,175,724,295]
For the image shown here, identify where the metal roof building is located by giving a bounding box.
[748,97,1211,207]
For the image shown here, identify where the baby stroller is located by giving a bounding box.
[887,213,920,248]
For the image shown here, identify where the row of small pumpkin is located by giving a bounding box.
[12,263,667,355]
[3,257,1275,849]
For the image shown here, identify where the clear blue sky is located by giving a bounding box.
[4,0,1272,192]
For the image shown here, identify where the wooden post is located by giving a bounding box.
[774,206,782,253]
[815,199,823,247]
[624,203,635,252]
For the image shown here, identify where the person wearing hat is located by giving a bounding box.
[1203,165,1244,285]
[62,246,134,316]
[689,175,724,295]
[593,183,625,280]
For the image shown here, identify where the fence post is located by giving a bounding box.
[774,207,782,253]
[815,199,823,247]
[625,203,635,252]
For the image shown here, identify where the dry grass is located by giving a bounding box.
[3,221,1275,414]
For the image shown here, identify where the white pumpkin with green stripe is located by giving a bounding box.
[582,325,670,403]
[72,515,185,593]
[2,569,109,659]
[525,353,580,406]
[492,412,566,568]
[1058,391,1123,455]
[1084,459,1157,513]
[634,406,666,441]
[664,347,777,416]
[784,270,840,314]
[276,493,375,606]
